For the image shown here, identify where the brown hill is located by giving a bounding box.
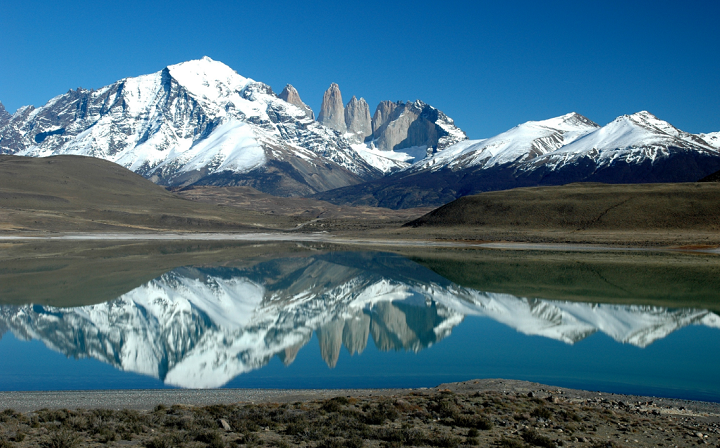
[406,182,720,232]
[0,155,295,233]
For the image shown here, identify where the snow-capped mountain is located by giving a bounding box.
[412,112,599,172]
[0,57,473,192]
[523,111,719,177]
[0,57,383,196]
[700,131,720,149]
[1,252,717,388]
[315,111,720,208]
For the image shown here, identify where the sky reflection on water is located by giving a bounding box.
[0,251,718,401]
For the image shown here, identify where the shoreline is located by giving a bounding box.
[2,380,718,415]
[2,380,719,448]
[0,232,718,254]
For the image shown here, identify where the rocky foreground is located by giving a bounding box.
[0,380,718,448]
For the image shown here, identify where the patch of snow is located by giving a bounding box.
[156,119,266,175]
[349,143,413,173]
[699,131,720,149]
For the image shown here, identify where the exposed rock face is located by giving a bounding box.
[278,84,314,119]
[370,100,467,153]
[318,83,345,132]
[371,101,399,136]
[344,96,372,142]
[0,102,10,128]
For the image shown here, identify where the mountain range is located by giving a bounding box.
[1,252,718,388]
[1,57,718,208]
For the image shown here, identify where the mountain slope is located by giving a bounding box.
[0,57,380,196]
[412,112,598,172]
[0,154,293,232]
[315,111,720,208]
[406,182,720,231]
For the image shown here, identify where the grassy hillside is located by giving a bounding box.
[0,155,295,232]
[407,182,720,232]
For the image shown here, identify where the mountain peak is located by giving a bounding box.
[279,84,314,119]
[318,83,345,132]
[344,96,371,142]
[0,101,10,127]
[532,112,599,131]
[162,57,252,107]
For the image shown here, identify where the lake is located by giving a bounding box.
[0,241,718,401]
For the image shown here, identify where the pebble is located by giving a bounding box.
[219,418,232,432]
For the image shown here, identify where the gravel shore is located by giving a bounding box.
[1,379,719,448]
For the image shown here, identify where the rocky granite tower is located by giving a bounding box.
[318,83,345,132]
[344,96,372,143]
[371,101,400,137]
[0,102,10,128]
[370,100,467,152]
[278,84,314,119]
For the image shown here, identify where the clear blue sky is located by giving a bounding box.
[1,0,718,138]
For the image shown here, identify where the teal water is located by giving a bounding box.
[0,251,718,401]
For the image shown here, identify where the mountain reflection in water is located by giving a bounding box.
[1,252,718,389]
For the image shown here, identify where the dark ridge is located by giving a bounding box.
[699,169,720,182]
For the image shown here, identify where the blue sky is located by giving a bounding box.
[1,0,718,138]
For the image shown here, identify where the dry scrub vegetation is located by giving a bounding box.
[1,389,718,448]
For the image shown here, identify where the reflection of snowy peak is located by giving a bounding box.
[0,57,379,196]
[438,290,716,347]
[1,253,718,388]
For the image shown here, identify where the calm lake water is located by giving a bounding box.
[1,248,719,401]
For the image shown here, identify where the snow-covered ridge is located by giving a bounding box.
[413,110,720,176]
[700,131,720,149]
[412,112,599,172]
[1,253,717,389]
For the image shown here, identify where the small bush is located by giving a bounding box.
[495,438,527,448]
[318,437,347,448]
[531,407,552,420]
[521,429,556,448]
[321,400,343,413]
[559,410,581,422]
[363,402,399,424]
[274,440,291,448]
[144,436,174,448]
[96,427,117,443]
[193,429,224,448]
[427,434,462,448]
[454,414,493,430]
[43,429,79,448]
